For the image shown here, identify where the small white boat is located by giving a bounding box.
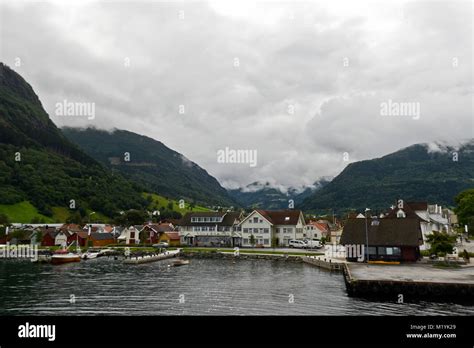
[82,251,100,260]
[51,250,81,265]
[172,259,189,267]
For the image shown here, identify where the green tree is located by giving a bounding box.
[271,236,278,248]
[455,189,474,236]
[249,234,256,248]
[426,231,457,256]
[114,209,147,226]
[0,213,10,224]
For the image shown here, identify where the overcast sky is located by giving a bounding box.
[1,0,472,191]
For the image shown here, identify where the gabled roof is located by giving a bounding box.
[179,212,241,226]
[90,232,115,241]
[164,232,180,240]
[307,221,330,232]
[69,231,89,239]
[143,223,175,233]
[340,218,423,247]
[254,210,302,225]
[385,203,428,221]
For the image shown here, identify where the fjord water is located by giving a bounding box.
[0,258,472,315]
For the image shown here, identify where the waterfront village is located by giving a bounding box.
[1,199,473,302]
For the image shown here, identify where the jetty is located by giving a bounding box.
[124,249,181,264]
[343,262,474,303]
[302,255,345,271]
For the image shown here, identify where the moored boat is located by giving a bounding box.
[81,252,99,260]
[172,259,189,267]
[51,249,81,265]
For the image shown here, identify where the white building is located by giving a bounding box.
[54,231,69,247]
[239,210,306,247]
[178,212,242,247]
[387,201,454,251]
[117,226,141,244]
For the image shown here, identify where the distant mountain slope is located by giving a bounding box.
[228,180,328,209]
[62,127,236,207]
[0,63,147,219]
[301,142,474,213]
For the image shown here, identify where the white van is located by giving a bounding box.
[304,239,322,249]
[288,240,307,248]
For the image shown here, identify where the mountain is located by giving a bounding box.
[62,127,236,207]
[0,63,147,220]
[300,142,474,214]
[228,180,328,209]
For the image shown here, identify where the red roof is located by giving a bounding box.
[165,232,180,241]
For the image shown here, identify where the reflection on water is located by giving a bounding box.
[0,258,472,315]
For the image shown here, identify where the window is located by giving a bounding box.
[243,228,249,233]
[368,246,377,255]
[386,247,393,255]
[264,228,269,233]
[276,228,280,233]
[378,247,386,255]
[259,219,263,223]
[130,232,135,238]
[396,210,406,218]
[263,239,269,245]
[243,238,249,244]
[393,247,401,255]
[253,217,259,223]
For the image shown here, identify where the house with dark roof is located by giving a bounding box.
[89,232,115,247]
[385,200,454,250]
[239,209,306,247]
[340,217,423,262]
[177,211,243,247]
[140,223,176,244]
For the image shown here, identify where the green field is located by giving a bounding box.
[0,201,110,224]
[0,193,212,224]
[143,192,212,214]
[0,201,53,223]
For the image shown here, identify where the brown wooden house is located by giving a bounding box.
[89,232,115,247]
[340,218,423,262]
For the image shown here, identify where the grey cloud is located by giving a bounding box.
[0,0,471,190]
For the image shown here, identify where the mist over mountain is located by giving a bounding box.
[300,141,474,214]
[62,127,236,207]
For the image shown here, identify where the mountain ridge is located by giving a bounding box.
[62,127,237,207]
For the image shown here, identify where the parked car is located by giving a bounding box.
[288,240,307,248]
[304,239,322,249]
